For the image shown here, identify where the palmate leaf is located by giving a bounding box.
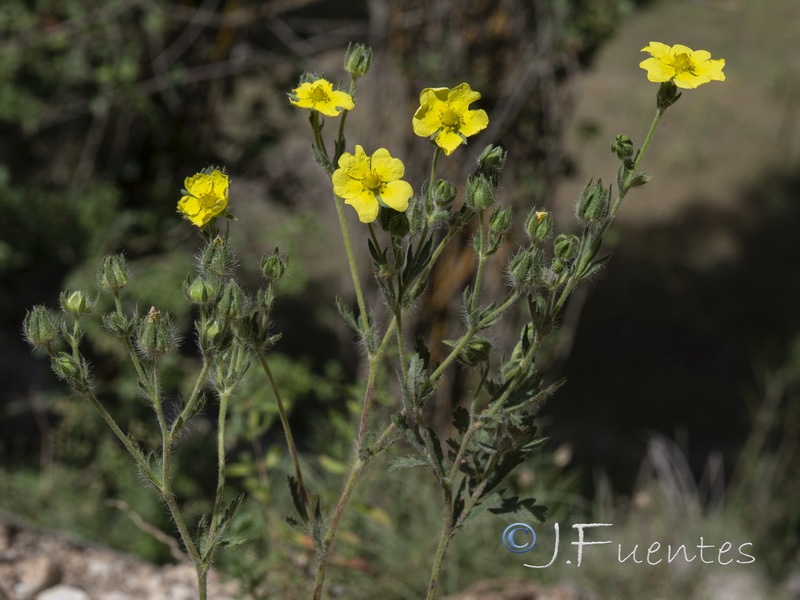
[487,495,547,522]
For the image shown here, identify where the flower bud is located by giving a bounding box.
[576,179,610,223]
[477,144,507,184]
[60,289,95,318]
[489,206,513,235]
[457,336,492,367]
[23,306,62,350]
[465,174,495,211]
[199,236,236,279]
[51,351,81,382]
[216,279,248,321]
[102,311,136,338]
[97,254,129,292]
[184,276,216,305]
[260,248,288,281]
[433,179,457,207]
[611,135,634,160]
[343,43,372,79]
[136,307,176,359]
[657,81,682,110]
[630,172,652,187]
[554,234,579,262]
[508,247,543,290]
[200,318,233,353]
[524,209,553,242]
[378,208,410,238]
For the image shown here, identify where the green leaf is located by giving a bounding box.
[288,475,308,523]
[452,406,469,434]
[387,456,429,471]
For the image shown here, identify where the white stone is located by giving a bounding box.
[35,585,90,600]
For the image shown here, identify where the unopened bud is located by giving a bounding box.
[136,307,176,359]
[489,206,513,235]
[60,289,95,318]
[433,179,457,207]
[465,174,495,211]
[576,179,610,223]
[657,81,682,110]
[23,306,62,350]
[260,248,288,281]
[185,276,216,305]
[525,209,553,242]
[477,144,507,184]
[611,135,634,160]
[343,43,372,79]
[97,254,129,292]
[554,234,579,262]
[217,280,248,321]
[102,311,135,337]
[630,172,652,187]
[52,352,81,382]
[200,236,236,279]
[457,337,492,366]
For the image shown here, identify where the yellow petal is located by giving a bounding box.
[370,148,405,181]
[332,169,365,199]
[673,72,706,89]
[379,181,413,212]
[184,173,211,197]
[459,109,489,137]
[448,83,481,111]
[178,195,201,216]
[695,58,726,81]
[641,42,672,60]
[639,57,674,82]
[412,104,441,137]
[419,87,450,106]
[337,145,370,178]
[691,49,711,63]
[435,129,464,155]
[671,44,694,57]
[345,191,380,223]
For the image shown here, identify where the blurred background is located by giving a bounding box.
[1,0,799,598]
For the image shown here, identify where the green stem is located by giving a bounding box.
[358,318,396,440]
[333,194,370,341]
[255,350,310,515]
[470,210,487,314]
[206,385,234,550]
[426,505,454,600]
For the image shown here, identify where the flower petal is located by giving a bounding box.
[413,104,441,137]
[345,191,380,223]
[371,148,405,181]
[435,129,465,155]
[185,173,211,197]
[448,83,481,111]
[641,42,672,60]
[671,44,694,57]
[332,170,364,200]
[639,57,675,82]
[379,181,413,212]
[459,109,489,137]
[695,58,726,81]
[419,87,450,106]
[673,71,707,89]
[337,145,370,178]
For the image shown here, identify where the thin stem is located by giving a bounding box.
[426,503,454,600]
[333,194,370,340]
[255,350,310,515]
[206,385,234,549]
[470,210,487,314]
[358,318,396,440]
[171,357,212,436]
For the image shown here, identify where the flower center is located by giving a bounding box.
[439,108,462,129]
[363,171,383,192]
[310,86,330,104]
[672,53,695,74]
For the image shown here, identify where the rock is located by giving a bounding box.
[35,585,90,600]
[17,556,62,597]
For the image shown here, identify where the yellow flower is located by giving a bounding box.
[289,78,355,117]
[412,83,489,156]
[332,145,413,223]
[178,169,229,228]
[639,42,725,89]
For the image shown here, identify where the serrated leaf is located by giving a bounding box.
[452,406,469,434]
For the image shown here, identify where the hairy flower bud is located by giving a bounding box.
[657,81,682,110]
[185,276,216,305]
[51,351,81,382]
[60,289,95,318]
[611,135,634,160]
[102,311,136,338]
[524,209,553,242]
[199,236,237,279]
[136,307,176,359]
[97,254,129,292]
[489,206,513,235]
[554,234,580,262]
[465,174,495,211]
[477,144,507,178]
[260,248,288,281]
[217,280,248,321]
[433,179,457,207]
[343,43,372,78]
[630,172,652,187]
[576,179,610,223]
[23,306,62,351]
